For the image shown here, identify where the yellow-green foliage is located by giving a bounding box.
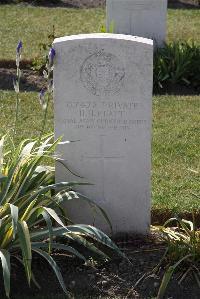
[0,135,122,297]
[153,217,200,298]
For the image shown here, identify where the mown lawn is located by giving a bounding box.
[0,5,199,60]
[0,91,199,213]
[167,8,200,43]
[152,95,200,212]
[0,5,104,60]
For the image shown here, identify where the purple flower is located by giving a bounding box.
[39,88,45,98]
[16,41,22,54]
[48,47,56,66]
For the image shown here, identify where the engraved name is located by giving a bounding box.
[64,100,147,131]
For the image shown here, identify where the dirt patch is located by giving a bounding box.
[2,0,106,8]
[1,0,199,8]
[60,0,106,8]
[154,82,200,96]
[0,68,46,92]
[168,0,199,9]
[0,234,200,299]
[61,0,200,9]
[152,209,200,227]
[1,67,199,95]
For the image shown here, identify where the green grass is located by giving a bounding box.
[167,8,200,43]
[0,91,54,141]
[0,91,199,213]
[0,5,105,60]
[152,96,200,212]
[0,5,199,60]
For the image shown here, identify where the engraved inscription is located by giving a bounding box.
[64,100,147,131]
[80,50,125,96]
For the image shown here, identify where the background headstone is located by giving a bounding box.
[106,0,167,47]
[53,33,153,235]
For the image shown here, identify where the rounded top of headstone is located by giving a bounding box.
[53,33,153,46]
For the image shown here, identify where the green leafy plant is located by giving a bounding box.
[152,217,200,298]
[32,26,56,73]
[154,41,200,90]
[0,135,124,297]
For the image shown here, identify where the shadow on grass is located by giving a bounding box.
[168,0,199,9]
[0,66,199,95]
[0,68,45,92]
[0,68,200,96]
[152,209,200,227]
[154,84,200,96]
[0,0,106,9]
[1,0,199,9]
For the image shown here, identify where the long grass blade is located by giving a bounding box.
[32,248,69,296]
[42,207,68,231]
[41,209,53,253]
[9,203,18,238]
[17,220,32,285]
[67,224,125,258]
[68,192,113,232]
[0,249,10,298]
[32,242,86,262]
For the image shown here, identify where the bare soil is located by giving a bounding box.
[1,0,199,8]
[168,0,199,8]
[0,68,46,92]
[0,234,200,299]
[57,0,200,9]
[1,67,199,95]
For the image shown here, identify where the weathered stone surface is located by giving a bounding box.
[106,0,167,47]
[53,33,153,235]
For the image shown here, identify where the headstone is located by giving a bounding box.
[106,0,167,47]
[53,33,153,235]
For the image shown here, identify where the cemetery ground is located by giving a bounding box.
[0,91,199,216]
[0,5,200,60]
[0,2,200,299]
[0,81,199,296]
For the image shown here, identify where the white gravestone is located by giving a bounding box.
[53,34,153,235]
[106,0,167,47]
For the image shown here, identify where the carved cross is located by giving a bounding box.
[82,135,124,201]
